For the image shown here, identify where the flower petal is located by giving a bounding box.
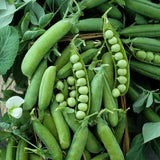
[6,96,24,108]
[10,107,23,119]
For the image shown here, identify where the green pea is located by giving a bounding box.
[78,86,89,95]
[117,59,127,68]
[118,84,127,93]
[78,103,88,112]
[76,78,87,86]
[114,52,123,61]
[117,68,127,76]
[112,88,120,98]
[59,101,67,107]
[104,30,114,39]
[111,44,121,52]
[117,76,127,84]
[56,93,64,103]
[76,111,86,119]
[75,70,85,78]
[136,50,147,60]
[78,95,89,103]
[69,90,76,97]
[67,97,76,107]
[67,76,75,86]
[153,54,160,64]
[108,36,118,45]
[146,51,154,62]
[56,81,64,90]
[70,54,80,63]
[73,62,83,70]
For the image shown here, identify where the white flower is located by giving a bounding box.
[6,96,24,119]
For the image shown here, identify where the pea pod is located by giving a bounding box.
[125,0,160,20]
[63,111,104,153]
[6,138,16,160]
[38,66,56,120]
[32,117,63,160]
[120,24,160,38]
[50,99,71,149]
[130,60,160,81]
[91,153,109,160]
[103,11,130,97]
[16,140,28,160]
[65,119,89,160]
[23,60,47,110]
[42,110,59,141]
[97,117,124,160]
[29,153,42,160]
[21,18,76,78]
[0,148,6,160]
[57,48,98,79]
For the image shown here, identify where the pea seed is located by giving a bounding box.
[75,70,85,78]
[118,84,126,93]
[67,97,76,107]
[78,95,88,103]
[67,76,75,86]
[78,103,88,112]
[78,86,89,95]
[76,111,86,119]
[56,93,64,103]
[108,36,118,45]
[70,54,79,63]
[146,51,154,62]
[136,50,146,60]
[59,101,67,107]
[112,88,120,98]
[73,62,83,70]
[117,76,127,84]
[104,30,114,39]
[114,52,123,61]
[56,81,64,90]
[153,54,160,64]
[117,68,127,76]
[117,60,127,68]
[69,90,76,97]
[111,44,121,52]
[76,78,87,86]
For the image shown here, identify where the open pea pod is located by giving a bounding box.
[129,47,160,66]
[69,37,91,120]
[102,9,130,97]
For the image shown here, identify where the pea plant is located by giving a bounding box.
[1,0,160,160]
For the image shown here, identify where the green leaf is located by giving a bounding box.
[143,122,160,143]
[0,2,15,28]
[151,138,160,159]
[23,29,45,41]
[21,12,30,35]
[39,13,54,28]
[0,122,11,130]
[0,131,11,140]
[126,134,146,160]
[133,92,148,113]
[0,0,7,9]
[146,92,153,108]
[0,25,19,75]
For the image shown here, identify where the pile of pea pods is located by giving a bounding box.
[2,0,160,160]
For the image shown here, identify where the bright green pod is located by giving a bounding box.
[125,0,160,20]
[16,140,28,160]
[21,18,73,78]
[91,153,109,160]
[38,66,56,113]
[97,118,124,160]
[0,148,6,160]
[103,11,130,97]
[32,117,63,160]
[29,153,42,160]
[65,120,88,160]
[23,60,47,110]
[50,100,71,149]
[6,138,16,160]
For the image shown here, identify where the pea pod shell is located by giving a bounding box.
[6,138,16,160]
[38,66,56,111]
[21,18,73,78]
